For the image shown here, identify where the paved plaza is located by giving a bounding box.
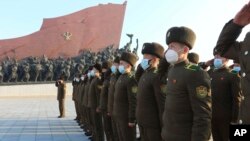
[0,96,88,141]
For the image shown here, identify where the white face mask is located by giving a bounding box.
[165,49,179,64]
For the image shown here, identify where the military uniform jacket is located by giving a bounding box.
[87,76,103,109]
[162,60,211,141]
[113,73,137,122]
[79,82,85,106]
[214,20,250,124]
[72,81,78,101]
[209,67,241,123]
[56,81,66,100]
[83,78,92,107]
[136,67,166,128]
[99,76,110,112]
[107,73,120,115]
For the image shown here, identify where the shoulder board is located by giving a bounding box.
[153,69,158,74]
[184,64,200,71]
[128,73,134,78]
[230,70,239,75]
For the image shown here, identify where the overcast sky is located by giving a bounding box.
[0,0,250,62]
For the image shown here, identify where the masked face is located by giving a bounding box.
[87,72,91,78]
[75,78,80,82]
[165,49,179,64]
[140,59,150,70]
[111,65,117,74]
[91,70,96,77]
[80,76,84,81]
[233,66,241,72]
[118,65,125,74]
[213,58,223,69]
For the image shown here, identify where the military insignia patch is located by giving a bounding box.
[131,86,138,93]
[196,86,208,98]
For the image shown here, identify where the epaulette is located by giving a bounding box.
[153,68,158,74]
[230,70,239,75]
[185,64,200,71]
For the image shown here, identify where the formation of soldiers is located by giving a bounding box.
[57,2,250,141]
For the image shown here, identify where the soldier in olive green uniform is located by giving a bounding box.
[98,61,113,141]
[136,42,166,141]
[107,57,121,141]
[56,74,66,118]
[72,75,81,120]
[83,67,94,138]
[113,52,138,141]
[162,26,212,141]
[87,63,104,141]
[209,55,241,141]
[78,74,86,126]
[213,2,250,124]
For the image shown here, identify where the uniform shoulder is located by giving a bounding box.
[184,63,201,72]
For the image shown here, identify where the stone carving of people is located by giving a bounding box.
[44,63,54,81]
[22,64,30,82]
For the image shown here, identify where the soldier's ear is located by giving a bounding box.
[183,46,189,53]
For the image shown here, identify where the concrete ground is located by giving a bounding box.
[0,96,88,141]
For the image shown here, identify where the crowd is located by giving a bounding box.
[56,2,250,141]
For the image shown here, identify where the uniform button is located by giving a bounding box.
[245,51,248,55]
[239,119,243,124]
[242,72,246,77]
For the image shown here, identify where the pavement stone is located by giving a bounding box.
[0,96,89,141]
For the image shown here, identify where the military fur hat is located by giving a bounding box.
[141,42,165,58]
[114,56,120,64]
[93,63,102,73]
[188,52,199,64]
[102,60,112,69]
[120,52,138,67]
[166,26,196,49]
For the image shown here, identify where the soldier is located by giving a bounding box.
[72,74,81,121]
[162,26,212,141]
[98,60,113,141]
[213,1,250,124]
[113,52,138,141]
[83,67,94,139]
[209,54,241,141]
[78,73,86,127]
[55,74,66,118]
[87,63,104,141]
[107,56,121,141]
[136,42,166,141]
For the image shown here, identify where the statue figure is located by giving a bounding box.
[133,38,139,55]
[44,63,54,81]
[0,64,3,83]
[124,33,133,52]
[21,64,30,82]
[7,63,18,82]
[34,61,43,82]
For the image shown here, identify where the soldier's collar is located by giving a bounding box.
[173,60,189,67]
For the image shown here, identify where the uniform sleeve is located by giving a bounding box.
[153,74,166,127]
[62,82,66,99]
[214,20,243,62]
[187,70,212,141]
[230,74,242,123]
[99,80,109,111]
[127,77,137,123]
